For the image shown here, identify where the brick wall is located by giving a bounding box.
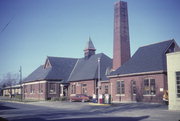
[23,82,46,100]
[69,80,96,97]
[100,82,111,94]
[110,73,167,103]
[23,81,61,100]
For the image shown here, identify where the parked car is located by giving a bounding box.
[70,94,92,102]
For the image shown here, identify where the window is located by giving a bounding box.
[143,79,156,95]
[39,83,43,93]
[131,80,136,95]
[82,84,87,95]
[71,85,76,94]
[30,85,34,93]
[176,71,180,98]
[104,85,109,94]
[49,83,56,93]
[24,85,27,93]
[116,80,125,94]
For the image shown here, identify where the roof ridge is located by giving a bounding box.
[67,59,80,82]
[139,39,174,48]
[47,56,78,60]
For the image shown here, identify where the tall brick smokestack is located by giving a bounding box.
[113,1,131,70]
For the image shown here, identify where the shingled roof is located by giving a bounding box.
[23,53,112,83]
[110,39,179,76]
[68,53,112,82]
[23,57,78,82]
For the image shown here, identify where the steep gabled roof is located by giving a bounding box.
[110,39,178,76]
[23,53,112,83]
[84,37,96,51]
[68,53,112,82]
[23,57,78,82]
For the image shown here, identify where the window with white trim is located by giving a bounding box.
[104,85,109,94]
[30,85,34,93]
[116,80,125,94]
[176,71,180,98]
[131,80,136,95]
[39,83,43,93]
[71,84,76,94]
[82,84,87,95]
[49,83,56,93]
[143,79,156,95]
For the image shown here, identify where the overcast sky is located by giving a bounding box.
[0,0,180,80]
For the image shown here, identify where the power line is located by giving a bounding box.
[0,16,15,34]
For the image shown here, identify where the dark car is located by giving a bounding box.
[70,94,92,102]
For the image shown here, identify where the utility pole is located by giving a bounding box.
[97,58,101,103]
[19,66,22,101]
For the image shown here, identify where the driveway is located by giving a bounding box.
[0,101,180,121]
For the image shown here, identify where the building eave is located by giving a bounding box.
[108,70,166,78]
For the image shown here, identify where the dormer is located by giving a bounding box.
[165,39,180,54]
[44,58,52,69]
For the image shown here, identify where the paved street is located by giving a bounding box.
[0,101,180,121]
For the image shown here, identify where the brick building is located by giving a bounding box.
[13,1,179,103]
[68,39,112,97]
[22,38,112,100]
[23,57,78,100]
[108,1,180,103]
[109,39,180,103]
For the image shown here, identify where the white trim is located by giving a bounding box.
[116,94,125,96]
[49,92,57,94]
[70,94,76,96]
[48,81,61,83]
[108,70,165,78]
[100,80,109,83]
[23,80,47,85]
[143,95,156,97]
[23,80,62,85]
[3,84,21,89]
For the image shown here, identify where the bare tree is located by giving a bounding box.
[1,73,19,87]
[0,72,19,97]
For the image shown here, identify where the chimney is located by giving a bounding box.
[113,1,131,70]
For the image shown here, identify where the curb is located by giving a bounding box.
[88,103,111,106]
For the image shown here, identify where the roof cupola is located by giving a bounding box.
[84,37,96,59]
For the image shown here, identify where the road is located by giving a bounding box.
[0,101,180,121]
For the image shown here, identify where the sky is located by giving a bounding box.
[0,0,180,81]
